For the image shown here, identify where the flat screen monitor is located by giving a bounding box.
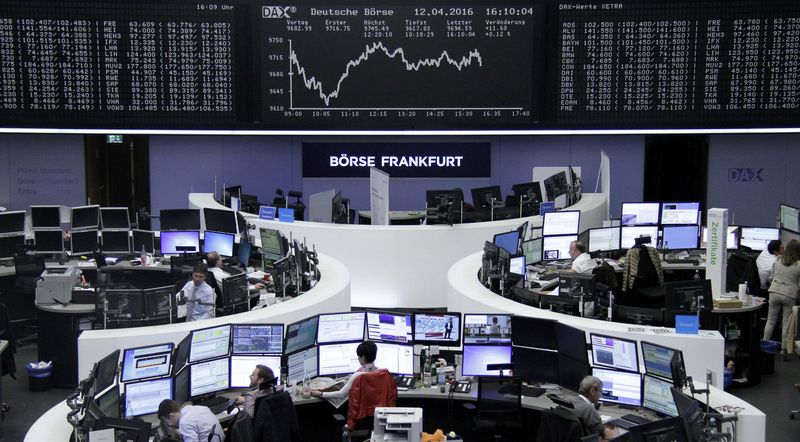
[628,416,688,441]
[95,350,121,393]
[34,230,63,254]
[237,237,252,267]
[120,343,174,383]
[510,316,557,350]
[95,386,120,418]
[70,229,98,255]
[660,202,700,225]
[31,205,61,228]
[287,347,318,386]
[464,314,512,345]
[71,205,100,230]
[543,171,569,201]
[780,203,800,233]
[461,345,512,377]
[189,357,230,398]
[555,322,589,363]
[558,353,590,392]
[641,341,680,381]
[100,207,130,230]
[203,208,237,234]
[470,185,502,209]
[173,366,190,405]
[543,210,580,236]
[160,209,201,231]
[592,367,642,407]
[665,279,712,313]
[661,225,699,250]
[589,333,639,373]
[521,238,542,264]
[0,235,25,259]
[92,417,149,442]
[511,181,543,204]
[671,388,704,442]
[123,377,173,417]
[131,230,155,254]
[588,227,621,253]
[541,234,577,261]
[259,228,285,261]
[740,227,780,251]
[620,226,659,249]
[642,374,679,417]
[232,324,284,354]
[285,316,319,354]
[425,189,464,210]
[318,342,361,376]
[493,230,521,255]
[509,255,526,277]
[101,230,130,254]
[0,210,25,234]
[701,226,739,250]
[160,230,200,255]
[188,324,231,363]
[229,355,282,388]
[171,334,191,376]
[374,343,414,375]
[317,312,366,344]
[203,230,234,257]
[512,346,558,383]
[413,312,461,346]
[366,311,412,344]
[621,202,660,226]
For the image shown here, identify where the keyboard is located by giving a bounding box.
[621,414,650,425]
[664,259,699,265]
[221,265,240,274]
[538,273,559,281]
[520,385,545,397]
[195,396,230,415]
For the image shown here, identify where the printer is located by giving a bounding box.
[35,266,81,305]
[370,407,422,442]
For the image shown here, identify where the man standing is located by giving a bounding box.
[179,263,216,322]
[756,240,782,290]
[568,240,597,274]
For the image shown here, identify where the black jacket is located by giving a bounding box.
[252,391,301,442]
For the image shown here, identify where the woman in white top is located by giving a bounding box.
[310,341,378,400]
[763,239,800,358]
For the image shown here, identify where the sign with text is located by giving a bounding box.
[706,208,728,298]
[259,206,276,220]
[675,315,700,335]
[302,142,491,178]
[278,208,295,223]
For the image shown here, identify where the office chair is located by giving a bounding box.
[726,252,762,296]
[620,243,665,308]
[333,369,398,441]
[8,254,45,346]
[252,390,301,442]
[536,406,585,442]
[228,409,255,442]
[463,377,524,441]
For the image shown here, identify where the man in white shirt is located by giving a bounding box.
[568,240,597,274]
[569,375,603,435]
[756,240,782,290]
[178,263,216,322]
[206,251,265,291]
[158,400,224,442]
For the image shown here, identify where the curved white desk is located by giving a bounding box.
[190,192,608,308]
[76,253,350,380]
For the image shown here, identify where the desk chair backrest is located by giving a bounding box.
[536,406,584,442]
[622,246,664,294]
[13,254,45,291]
[726,252,761,295]
[252,391,300,442]
[347,369,398,431]
[229,409,255,442]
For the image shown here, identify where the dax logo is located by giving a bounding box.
[262,6,293,18]
[728,168,763,182]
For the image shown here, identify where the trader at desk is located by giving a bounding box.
[206,251,266,291]
[178,263,217,322]
[569,375,604,435]
[566,240,598,274]
[310,341,379,400]
[158,399,225,442]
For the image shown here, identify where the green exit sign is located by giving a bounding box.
[106,135,124,144]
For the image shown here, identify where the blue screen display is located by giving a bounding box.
[494,230,520,254]
[662,225,699,250]
[160,230,200,255]
[203,231,234,257]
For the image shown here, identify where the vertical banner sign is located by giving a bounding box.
[369,168,390,226]
[706,208,728,297]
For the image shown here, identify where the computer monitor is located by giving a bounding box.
[462,345,512,377]
[615,305,665,326]
[173,365,190,405]
[100,207,130,230]
[171,334,191,376]
[131,229,155,254]
[160,230,200,255]
[70,229,98,255]
[471,185,502,210]
[661,225,699,250]
[558,272,597,300]
[543,210,580,236]
[94,350,121,393]
[287,347,318,386]
[510,316,557,350]
[0,210,25,234]
[229,355,282,388]
[511,346,558,383]
[317,312,366,344]
[660,202,700,225]
[0,235,25,259]
[780,203,800,233]
[670,351,688,390]
[160,209,201,231]
[203,208,237,234]
[558,352,590,392]
[493,230,521,255]
[426,189,464,210]
[588,227,621,253]
[232,324,284,354]
[105,288,145,320]
[621,202,660,226]
[543,171,569,201]
[259,227,285,261]
[92,417,150,442]
[665,279,712,314]
[464,314,512,344]
[555,322,588,363]
[509,255,526,278]
[318,342,361,376]
[521,238,542,264]
[642,374,679,417]
[541,234,577,261]
[620,226,659,249]
[120,343,174,383]
[188,324,231,363]
[591,367,642,407]
[189,357,230,398]
[71,205,100,230]
[511,181,543,204]
[412,312,461,346]
[671,387,704,442]
[640,341,680,381]
[701,225,739,250]
[203,230,234,257]
[374,342,414,375]
[366,311,412,343]
[31,205,61,228]
[101,230,131,255]
[740,227,780,251]
[34,230,63,254]
[123,377,173,417]
[628,416,688,442]
[285,316,319,354]
[95,385,121,418]
[237,237,252,267]
[590,333,639,373]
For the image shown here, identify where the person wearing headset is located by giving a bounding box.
[178,263,216,322]
[157,399,224,442]
[234,364,276,418]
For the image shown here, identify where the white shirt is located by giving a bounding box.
[178,405,224,442]
[180,280,216,322]
[571,253,597,274]
[321,363,376,400]
[210,265,260,292]
[756,250,778,289]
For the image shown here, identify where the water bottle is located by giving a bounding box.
[430,364,438,386]
[301,371,311,398]
[607,290,614,321]
[140,244,148,266]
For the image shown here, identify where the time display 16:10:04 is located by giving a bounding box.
[413,7,534,16]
